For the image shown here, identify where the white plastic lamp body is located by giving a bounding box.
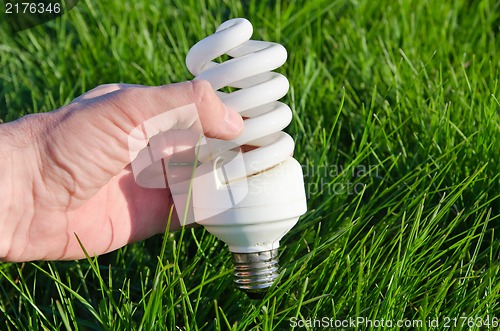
[186,18,307,297]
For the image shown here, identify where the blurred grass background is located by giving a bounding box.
[1,0,499,329]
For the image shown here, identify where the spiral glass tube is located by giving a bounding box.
[186,18,307,298]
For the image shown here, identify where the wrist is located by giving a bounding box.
[0,125,16,259]
[0,116,40,260]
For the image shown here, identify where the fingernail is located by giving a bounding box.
[224,104,244,133]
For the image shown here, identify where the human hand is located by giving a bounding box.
[0,80,244,262]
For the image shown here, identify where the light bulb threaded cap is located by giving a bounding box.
[232,249,279,299]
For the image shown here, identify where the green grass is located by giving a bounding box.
[1,0,500,329]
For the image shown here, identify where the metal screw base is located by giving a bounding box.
[232,249,279,299]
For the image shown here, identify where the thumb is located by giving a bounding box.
[72,80,244,140]
[38,80,243,203]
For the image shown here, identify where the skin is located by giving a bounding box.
[0,80,244,262]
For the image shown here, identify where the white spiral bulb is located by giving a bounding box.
[186,18,307,298]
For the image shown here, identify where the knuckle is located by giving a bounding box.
[91,83,123,95]
[190,80,217,108]
[116,86,141,100]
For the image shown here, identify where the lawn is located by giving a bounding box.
[1,0,499,329]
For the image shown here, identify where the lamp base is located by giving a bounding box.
[232,249,279,299]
